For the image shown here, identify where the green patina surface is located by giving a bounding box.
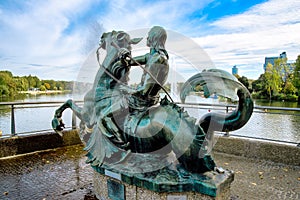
[91,163,234,197]
[52,26,253,195]
[107,179,125,200]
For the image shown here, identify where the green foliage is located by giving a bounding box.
[235,75,251,92]
[0,85,10,96]
[283,80,296,95]
[44,82,51,90]
[252,74,265,92]
[14,77,29,91]
[0,71,17,96]
[39,85,46,91]
[0,70,74,97]
[286,94,298,101]
[293,55,300,91]
[26,75,40,88]
[251,55,299,102]
[264,62,282,99]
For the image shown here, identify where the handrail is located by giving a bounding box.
[0,100,299,111]
[0,101,84,106]
[0,100,299,142]
[0,101,83,136]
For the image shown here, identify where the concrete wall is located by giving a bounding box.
[0,129,82,158]
[1,130,299,166]
[213,136,300,166]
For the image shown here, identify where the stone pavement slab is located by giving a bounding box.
[213,152,300,200]
[0,145,299,200]
[0,144,95,200]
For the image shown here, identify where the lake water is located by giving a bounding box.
[0,93,299,144]
[0,93,80,136]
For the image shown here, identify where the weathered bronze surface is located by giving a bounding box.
[52,26,253,194]
[107,179,125,200]
[94,163,234,197]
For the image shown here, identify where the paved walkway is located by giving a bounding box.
[0,145,299,200]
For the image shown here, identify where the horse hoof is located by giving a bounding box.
[51,118,60,130]
[52,118,64,137]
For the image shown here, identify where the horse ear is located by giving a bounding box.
[101,32,108,39]
[130,37,143,45]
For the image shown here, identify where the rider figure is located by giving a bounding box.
[100,26,169,145]
[125,25,169,110]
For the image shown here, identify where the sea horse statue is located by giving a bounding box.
[52,26,253,175]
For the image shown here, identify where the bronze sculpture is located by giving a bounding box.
[52,26,253,178]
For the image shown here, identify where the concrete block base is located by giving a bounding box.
[93,170,232,200]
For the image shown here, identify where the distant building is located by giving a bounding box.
[263,52,290,71]
[232,65,238,75]
[263,51,295,81]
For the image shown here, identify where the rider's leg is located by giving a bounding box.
[99,99,127,143]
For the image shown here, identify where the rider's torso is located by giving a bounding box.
[137,50,169,98]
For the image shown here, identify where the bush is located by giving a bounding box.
[273,93,285,101]
[251,92,267,99]
[286,94,298,101]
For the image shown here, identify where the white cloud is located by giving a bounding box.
[1,0,299,81]
[194,0,300,79]
[99,0,212,32]
[0,0,97,80]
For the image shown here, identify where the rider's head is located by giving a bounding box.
[147,26,167,51]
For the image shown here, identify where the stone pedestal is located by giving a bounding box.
[93,167,233,200]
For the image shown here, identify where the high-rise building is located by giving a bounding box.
[232,65,238,75]
[263,52,295,81]
[263,52,288,71]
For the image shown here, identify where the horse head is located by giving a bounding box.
[100,31,142,50]
[99,31,142,65]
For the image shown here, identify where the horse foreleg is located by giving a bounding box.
[52,99,83,134]
[54,99,82,119]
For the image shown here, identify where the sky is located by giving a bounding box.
[0,0,300,81]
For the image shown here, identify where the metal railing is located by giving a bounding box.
[0,101,83,136]
[0,100,299,146]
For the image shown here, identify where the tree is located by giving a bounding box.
[234,74,251,92]
[0,85,9,96]
[14,77,29,91]
[0,70,74,97]
[0,71,17,96]
[44,83,51,90]
[283,81,296,95]
[293,55,300,103]
[264,62,282,100]
[252,74,265,93]
[26,75,40,89]
[39,85,46,91]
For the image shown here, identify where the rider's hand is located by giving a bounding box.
[118,48,131,59]
[118,48,131,66]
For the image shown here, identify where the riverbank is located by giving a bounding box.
[19,90,72,95]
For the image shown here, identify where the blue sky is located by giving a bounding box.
[0,0,299,81]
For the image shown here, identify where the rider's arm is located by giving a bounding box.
[129,54,148,66]
[135,53,169,97]
[118,48,148,66]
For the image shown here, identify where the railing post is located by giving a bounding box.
[225,106,229,136]
[11,104,16,136]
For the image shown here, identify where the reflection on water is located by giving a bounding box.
[183,95,300,143]
[0,94,299,143]
[255,99,300,108]
[232,113,300,143]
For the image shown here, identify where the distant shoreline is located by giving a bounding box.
[19,90,72,95]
